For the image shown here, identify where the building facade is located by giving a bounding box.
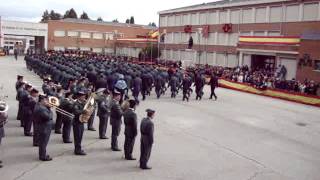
[0,18,48,54]
[158,0,320,82]
[48,18,156,57]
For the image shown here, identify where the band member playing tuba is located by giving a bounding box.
[72,91,88,155]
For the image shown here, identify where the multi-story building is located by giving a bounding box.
[48,18,157,57]
[158,0,320,82]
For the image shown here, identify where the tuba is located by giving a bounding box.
[79,93,96,123]
[0,101,9,126]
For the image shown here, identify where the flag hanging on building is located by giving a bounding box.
[202,25,209,38]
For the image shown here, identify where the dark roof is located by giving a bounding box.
[52,18,156,30]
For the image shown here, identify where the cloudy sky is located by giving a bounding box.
[0,0,213,25]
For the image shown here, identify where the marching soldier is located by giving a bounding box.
[195,73,205,100]
[96,89,110,139]
[123,99,138,160]
[140,109,155,170]
[209,73,219,100]
[73,91,88,155]
[59,92,74,143]
[182,74,192,102]
[33,94,53,161]
[110,90,123,151]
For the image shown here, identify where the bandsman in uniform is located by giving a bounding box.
[209,73,219,100]
[24,88,39,136]
[59,92,74,143]
[33,94,53,161]
[73,91,87,155]
[96,88,110,139]
[140,109,155,170]
[123,99,138,160]
[110,89,123,151]
[20,84,33,129]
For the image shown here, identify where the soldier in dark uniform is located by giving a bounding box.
[15,75,24,91]
[154,74,163,99]
[24,89,39,136]
[54,88,64,134]
[110,90,123,151]
[73,91,87,155]
[209,73,218,100]
[123,100,137,160]
[195,73,205,100]
[182,74,192,102]
[33,94,53,161]
[140,109,155,170]
[132,75,142,104]
[96,89,110,139]
[169,75,178,98]
[20,84,33,129]
[59,92,74,143]
[16,81,25,121]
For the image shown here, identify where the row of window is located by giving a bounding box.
[161,50,240,67]
[163,31,281,46]
[54,30,124,40]
[160,2,320,26]
[53,46,142,57]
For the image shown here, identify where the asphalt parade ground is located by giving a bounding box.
[0,56,320,180]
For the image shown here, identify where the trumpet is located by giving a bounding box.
[48,96,75,119]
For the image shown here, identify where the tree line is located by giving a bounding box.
[40,8,157,27]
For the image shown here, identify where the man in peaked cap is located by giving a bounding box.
[110,89,123,151]
[139,108,155,170]
[123,99,138,160]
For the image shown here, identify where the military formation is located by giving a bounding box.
[5,50,220,170]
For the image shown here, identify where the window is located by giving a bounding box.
[268,31,281,36]
[255,7,266,23]
[242,8,253,23]
[67,31,78,37]
[168,16,175,26]
[54,30,65,37]
[191,13,198,25]
[105,32,114,40]
[227,54,238,68]
[208,11,217,24]
[160,16,167,27]
[315,60,320,71]
[53,46,64,51]
[254,31,265,36]
[80,32,91,38]
[208,33,216,45]
[303,3,319,21]
[240,31,251,36]
[175,15,181,26]
[199,13,207,25]
[217,33,227,45]
[183,14,189,25]
[229,33,239,46]
[270,6,282,22]
[92,33,103,39]
[216,53,226,66]
[181,33,189,44]
[219,11,227,24]
[92,48,102,53]
[231,10,240,24]
[286,5,299,22]
[173,32,181,44]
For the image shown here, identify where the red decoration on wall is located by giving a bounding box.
[222,24,232,33]
[184,25,192,33]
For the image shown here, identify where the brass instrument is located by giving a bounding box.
[48,96,75,119]
[121,100,130,111]
[79,93,96,123]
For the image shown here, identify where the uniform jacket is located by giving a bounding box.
[140,117,154,145]
[123,108,137,137]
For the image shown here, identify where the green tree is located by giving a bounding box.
[63,8,78,19]
[40,10,50,23]
[80,12,90,20]
[125,19,130,23]
[49,10,62,20]
[141,43,160,59]
[97,17,103,21]
[112,19,119,23]
[130,16,135,24]
[148,22,157,27]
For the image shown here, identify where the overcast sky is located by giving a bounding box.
[0,0,213,25]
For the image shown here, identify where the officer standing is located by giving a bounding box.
[73,91,87,155]
[24,89,39,136]
[33,94,53,161]
[140,109,155,170]
[110,90,123,151]
[96,89,110,139]
[123,100,137,160]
